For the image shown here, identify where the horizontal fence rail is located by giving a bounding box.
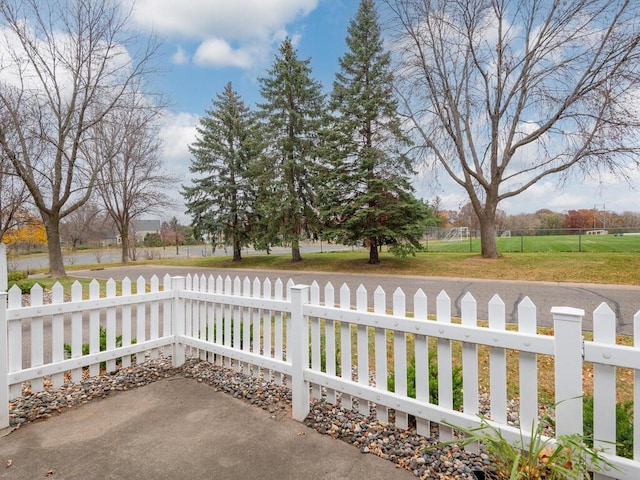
[1,270,640,479]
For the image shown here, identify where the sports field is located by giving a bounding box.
[424,232,640,253]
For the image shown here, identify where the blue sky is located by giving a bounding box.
[121,0,639,218]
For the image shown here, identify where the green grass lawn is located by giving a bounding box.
[425,233,640,253]
[14,234,639,290]
[148,249,640,285]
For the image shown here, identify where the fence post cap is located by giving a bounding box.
[550,306,585,318]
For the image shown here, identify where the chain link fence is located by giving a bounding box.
[423,227,640,253]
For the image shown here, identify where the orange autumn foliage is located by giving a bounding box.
[1,212,47,247]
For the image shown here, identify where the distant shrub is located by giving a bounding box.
[10,279,40,294]
[7,270,28,282]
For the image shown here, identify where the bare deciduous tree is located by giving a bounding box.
[0,155,28,240]
[0,0,160,275]
[60,202,103,249]
[92,102,175,263]
[384,0,640,257]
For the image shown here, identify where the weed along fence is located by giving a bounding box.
[2,272,640,479]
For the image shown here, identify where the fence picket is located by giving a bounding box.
[488,294,507,424]
[461,292,479,425]
[325,282,336,405]
[199,275,208,361]
[7,285,22,398]
[393,287,408,429]
[356,285,369,415]
[70,281,84,382]
[163,274,172,346]
[414,289,430,436]
[224,276,232,368]
[233,277,242,372]
[374,286,388,423]
[121,278,132,368]
[136,276,147,365]
[310,281,321,399]
[242,277,252,375]
[518,297,538,429]
[29,284,44,393]
[51,283,65,386]
[106,279,117,373]
[593,303,617,462]
[184,274,193,358]
[206,275,215,363]
[274,278,284,384]
[215,275,224,366]
[251,277,262,378]
[89,280,100,377]
[150,275,160,360]
[263,278,272,381]
[436,290,453,442]
[340,284,352,410]
[190,274,199,359]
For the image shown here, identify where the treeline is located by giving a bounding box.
[438,202,640,234]
[182,1,437,265]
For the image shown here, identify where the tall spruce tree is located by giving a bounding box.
[320,0,427,264]
[256,38,325,262]
[183,83,260,261]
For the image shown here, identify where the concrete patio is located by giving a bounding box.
[0,376,414,480]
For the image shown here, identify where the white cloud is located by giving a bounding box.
[193,38,253,68]
[171,46,189,65]
[125,0,318,39]
[158,111,199,178]
[501,181,586,213]
[122,0,319,69]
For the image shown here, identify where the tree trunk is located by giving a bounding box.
[479,213,499,258]
[368,237,380,264]
[232,237,242,262]
[121,226,129,264]
[42,212,66,277]
[291,237,302,262]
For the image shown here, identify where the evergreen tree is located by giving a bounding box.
[320,0,428,264]
[256,38,325,262]
[183,83,261,261]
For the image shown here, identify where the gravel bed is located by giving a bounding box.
[7,358,541,479]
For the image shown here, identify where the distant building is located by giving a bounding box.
[131,219,161,241]
[101,219,162,246]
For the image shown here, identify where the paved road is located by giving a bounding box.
[73,265,640,334]
[12,243,350,271]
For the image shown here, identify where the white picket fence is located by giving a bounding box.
[1,269,640,479]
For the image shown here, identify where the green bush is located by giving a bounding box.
[583,395,633,459]
[7,270,28,282]
[388,350,463,410]
[64,326,136,368]
[10,279,41,294]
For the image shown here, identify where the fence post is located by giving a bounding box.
[0,291,8,430]
[172,276,186,368]
[551,306,584,437]
[0,243,6,428]
[290,284,310,422]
